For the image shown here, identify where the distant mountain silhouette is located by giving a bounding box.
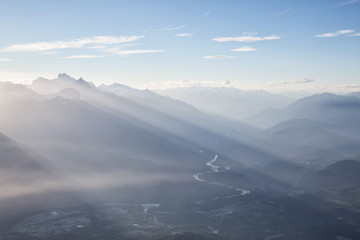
[160,86,292,119]
[246,93,360,129]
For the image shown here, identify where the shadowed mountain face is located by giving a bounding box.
[251,119,360,168]
[0,132,47,173]
[304,160,360,210]
[1,75,360,240]
[316,160,360,184]
[245,93,360,130]
[0,131,59,202]
[243,93,360,169]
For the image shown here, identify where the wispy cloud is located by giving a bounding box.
[203,55,234,59]
[314,29,355,38]
[296,78,315,83]
[86,45,106,49]
[174,33,194,37]
[333,0,359,8]
[2,35,144,52]
[108,49,165,55]
[343,83,360,88]
[39,51,60,55]
[204,10,210,16]
[223,80,231,85]
[259,78,316,87]
[134,78,317,92]
[134,79,358,95]
[213,35,280,42]
[349,33,360,36]
[0,58,13,61]
[1,35,164,58]
[242,32,258,36]
[231,46,257,52]
[267,8,291,17]
[265,7,304,17]
[158,25,185,32]
[63,55,104,59]
[136,79,233,90]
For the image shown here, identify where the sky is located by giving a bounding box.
[0,0,359,93]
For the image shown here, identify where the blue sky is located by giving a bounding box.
[0,0,359,93]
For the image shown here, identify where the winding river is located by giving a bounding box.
[193,154,250,196]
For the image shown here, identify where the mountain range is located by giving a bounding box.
[158,86,292,120]
[0,74,360,240]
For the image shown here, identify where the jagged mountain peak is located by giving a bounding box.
[57,73,75,81]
